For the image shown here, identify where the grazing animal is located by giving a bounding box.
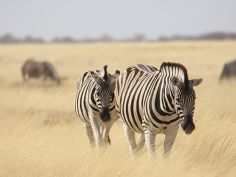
[220,59,236,80]
[75,65,120,148]
[21,59,60,84]
[115,62,203,156]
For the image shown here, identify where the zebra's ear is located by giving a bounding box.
[171,76,180,86]
[111,70,120,82]
[89,71,101,83]
[101,65,108,81]
[189,78,203,86]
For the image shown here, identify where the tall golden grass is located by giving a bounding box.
[0,41,236,177]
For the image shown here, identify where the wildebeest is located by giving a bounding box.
[220,59,236,80]
[21,59,60,84]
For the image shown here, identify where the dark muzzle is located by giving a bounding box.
[100,107,111,122]
[181,115,195,134]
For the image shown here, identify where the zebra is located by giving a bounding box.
[115,62,203,156]
[75,65,120,148]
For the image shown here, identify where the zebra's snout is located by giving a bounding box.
[181,115,195,134]
[182,121,195,134]
[100,107,111,122]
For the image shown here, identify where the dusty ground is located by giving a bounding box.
[0,41,236,177]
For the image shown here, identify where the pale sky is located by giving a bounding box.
[0,0,235,40]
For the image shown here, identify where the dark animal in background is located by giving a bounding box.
[21,59,60,84]
[220,59,236,80]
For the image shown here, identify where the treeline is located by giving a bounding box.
[158,32,236,41]
[1,32,236,43]
[0,34,45,43]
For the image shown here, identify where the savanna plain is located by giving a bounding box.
[0,41,236,177]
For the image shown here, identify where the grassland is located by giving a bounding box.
[0,41,236,177]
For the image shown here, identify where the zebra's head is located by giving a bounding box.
[43,62,61,85]
[89,65,120,122]
[171,76,203,134]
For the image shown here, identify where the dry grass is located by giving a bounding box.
[0,41,236,177]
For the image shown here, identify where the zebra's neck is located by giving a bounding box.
[159,62,188,86]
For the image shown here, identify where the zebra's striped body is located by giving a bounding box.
[75,66,120,148]
[115,62,202,156]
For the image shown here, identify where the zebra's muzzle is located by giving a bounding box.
[181,115,195,134]
[100,107,111,122]
[182,122,195,134]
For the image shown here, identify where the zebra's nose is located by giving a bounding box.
[100,107,111,122]
[182,121,195,134]
[184,123,195,134]
[181,114,195,134]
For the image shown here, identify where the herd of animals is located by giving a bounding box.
[21,58,236,156]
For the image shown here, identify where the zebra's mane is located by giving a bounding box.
[136,64,158,73]
[160,62,189,85]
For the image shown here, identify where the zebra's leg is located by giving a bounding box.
[100,126,110,144]
[101,123,112,145]
[123,124,137,155]
[144,129,156,157]
[85,124,95,148]
[90,115,102,147]
[163,127,179,155]
[100,126,103,135]
[136,134,145,152]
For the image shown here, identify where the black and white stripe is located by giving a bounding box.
[75,65,120,148]
[115,62,203,156]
